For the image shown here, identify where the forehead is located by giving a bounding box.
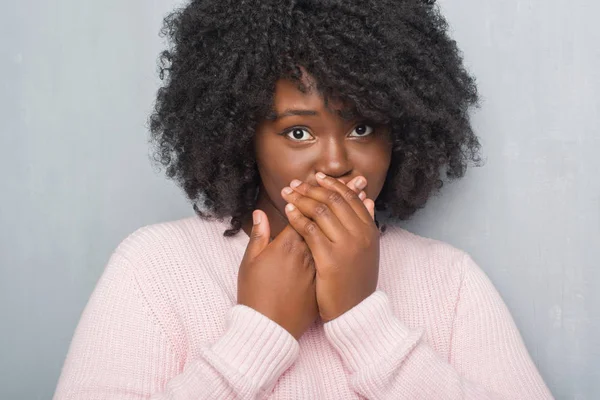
[270,73,355,119]
[272,79,324,110]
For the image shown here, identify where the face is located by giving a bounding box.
[254,70,393,219]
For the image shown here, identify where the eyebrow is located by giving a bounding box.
[265,109,320,121]
[265,108,357,121]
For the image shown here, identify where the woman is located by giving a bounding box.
[54,0,553,398]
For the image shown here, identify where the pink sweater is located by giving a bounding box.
[54,216,553,399]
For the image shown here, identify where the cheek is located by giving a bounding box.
[255,139,305,204]
[360,143,392,199]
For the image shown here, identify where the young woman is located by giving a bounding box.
[54,0,553,398]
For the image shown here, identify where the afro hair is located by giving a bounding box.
[149,0,483,236]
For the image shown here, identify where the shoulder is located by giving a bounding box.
[110,215,238,273]
[104,215,244,309]
[377,222,477,302]
[379,222,496,297]
[380,222,469,271]
[377,223,484,341]
[97,216,241,355]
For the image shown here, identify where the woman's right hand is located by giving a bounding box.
[237,178,369,340]
[237,214,318,340]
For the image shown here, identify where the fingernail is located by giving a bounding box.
[355,178,366,190]
[316,172,326,179]
[283,187,293,194]
[359,191,366,200]
[290,179,302,188]
[285,203,295,212]
[253,211,261,225]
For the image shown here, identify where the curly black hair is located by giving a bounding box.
[149,0,483,237]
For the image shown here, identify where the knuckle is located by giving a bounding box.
[290,240,306,255]
[327,191,344,205]
[342,188,359,202]
[304,221,318,234]
[314,204,329,217]
[282,238,295,254]
[290,211,304,223]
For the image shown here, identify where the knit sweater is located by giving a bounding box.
[53,216,553,399]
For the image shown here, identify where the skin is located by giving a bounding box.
[237,69,393,338]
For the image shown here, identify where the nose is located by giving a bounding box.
[314,136,353,179]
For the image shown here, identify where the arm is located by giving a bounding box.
[323,253,554,399]
[53,252,298,400]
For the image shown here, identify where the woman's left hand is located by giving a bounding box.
[281,172,380,322]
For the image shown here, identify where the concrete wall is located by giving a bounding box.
[0,0,597,398]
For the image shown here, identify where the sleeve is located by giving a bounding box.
[323,253,554,399]
[53,251,299,400]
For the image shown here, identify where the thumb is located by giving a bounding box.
[244,210,271,260]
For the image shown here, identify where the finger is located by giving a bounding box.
[284,202,331,255]
[269,221,311,260]
[341,176,368,193]
[286,180,364,235]
[336,177,367,201]
[315,173,372,225]
[364,198,375,220]
[282,185,345,242]
[273,218,305,243]
[243,210,271,260]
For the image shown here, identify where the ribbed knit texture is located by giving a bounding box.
[53,216,553,399]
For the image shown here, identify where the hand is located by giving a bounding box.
[281,173,380,322]
[237,216,317,340]
[237,178,371,339]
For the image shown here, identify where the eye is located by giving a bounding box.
[348,123,374,137]
[283,127,314,142]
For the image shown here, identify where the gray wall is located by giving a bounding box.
[0,0,597,399]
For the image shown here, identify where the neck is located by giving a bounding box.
[241,185,289,241]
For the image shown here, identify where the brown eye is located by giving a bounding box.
[284,128,314,141]
[349,123,374,137]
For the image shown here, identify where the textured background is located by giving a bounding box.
[1,0,597,398]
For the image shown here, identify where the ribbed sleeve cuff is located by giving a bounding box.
[324,290,414,373]
[210,304,300,392]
